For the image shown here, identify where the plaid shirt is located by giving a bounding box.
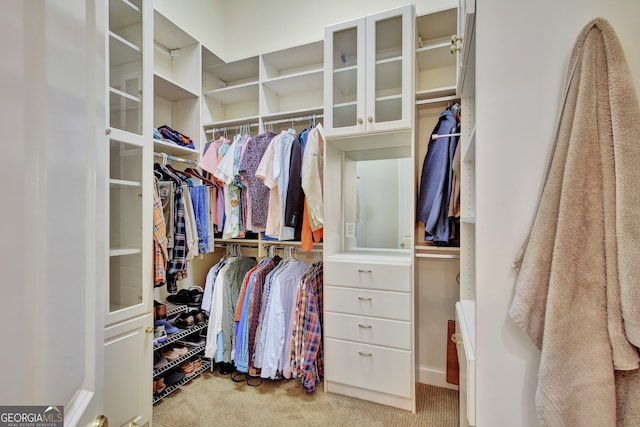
[165,184,188,292]
[152,177,168,286]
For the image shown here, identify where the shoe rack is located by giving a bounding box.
[152,304,210,404]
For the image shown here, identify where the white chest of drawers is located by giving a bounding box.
[324,253,415,412]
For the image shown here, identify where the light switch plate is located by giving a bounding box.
[345,222,356,238]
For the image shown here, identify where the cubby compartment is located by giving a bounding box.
[202,54,260,127]
[153,10,201,153]
[415,7,457,100]
[260,41,324,120]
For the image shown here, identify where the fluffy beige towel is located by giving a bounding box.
[511,18,640,426]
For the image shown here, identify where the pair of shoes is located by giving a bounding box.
[153,378,166,394]
[189,309,207,325]
[219,362,234,375]
[174,312,195,329]
[153,325,168,345]
[172,343,189,356]
[161,343,189,361]
[166,288,204,307]
[155,319,178,335]
[191,356,202,370]
[154,352,168,370]
[162,370,185,387]
[161,347,180,361]
[178,360,195,376]
[154,300,167,320]
[183,333,205,347]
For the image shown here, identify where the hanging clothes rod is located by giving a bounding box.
[153,152,196,164]
[263,114,324,126]
[431,132,461,140]
[415,253,460,259]
[204,123,260,134]
[264,245,323,253]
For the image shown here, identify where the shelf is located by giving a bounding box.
[152,358,212,405]
[414,244,460,259]
[262,68,323,96]
[416,89,457,103]
[203,116,260,131]
[416,41,455,71]
[110,247,142,257]
[109,0,140,31]
[461,216,476,224]
[110,178,141,188]
[261,107,324,124]
[262,40,324,80]
[204,82,259,105]
[416,7,456,46]
[154,344,206,378]
[153,139,199,157]
[154,322,209,351]
[154,73,198,102]
[109,31,141,67]
[204,56,259,87]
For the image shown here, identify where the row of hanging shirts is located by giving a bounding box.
[416,103,462,246]
[198,120,325,251]
[153,157,220,292]
[201,245,324,392]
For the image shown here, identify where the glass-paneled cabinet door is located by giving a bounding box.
[365,5,414,133]
[108,0,144,134]
[108,136,150,323]
[324,17,366,138]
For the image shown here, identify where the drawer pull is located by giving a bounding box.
[357,269,372,273]
[358,323,372,329]
[358,351,373,357]
[451,332,463,345]
[357,296,372,301]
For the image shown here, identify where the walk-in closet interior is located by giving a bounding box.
[101,0,474,423]
[4,0,640,426]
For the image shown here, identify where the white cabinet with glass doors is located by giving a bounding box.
[324,5,414,138]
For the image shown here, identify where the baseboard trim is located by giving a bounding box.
[417,365,459,391]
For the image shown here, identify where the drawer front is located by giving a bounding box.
[325,260,411,292]
[324,312,411,349]
[324,338,412,398]
[324,286,411,321]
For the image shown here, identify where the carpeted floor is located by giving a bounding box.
[153,370,459,427]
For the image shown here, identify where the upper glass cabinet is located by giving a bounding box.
[324,5,414,138]
[108,0,144,135]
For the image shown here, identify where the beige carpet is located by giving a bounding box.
[153,370,458,427]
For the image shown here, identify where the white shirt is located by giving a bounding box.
[301,124,325,231]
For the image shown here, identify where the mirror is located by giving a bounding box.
[344,147,412,251]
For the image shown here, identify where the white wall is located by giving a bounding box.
[155,0,226,58]
[160,0,456,62]
[476,1,640,426]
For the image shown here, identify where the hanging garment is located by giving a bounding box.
[284,133,305,229]
[301,123,325,232]
[155,163,189,292]
[152,176,168,286]
[510,18,640,427]
[238,131,276,232]
[416,108,459,245]
[258,259,309,379]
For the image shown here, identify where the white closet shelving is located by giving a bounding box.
[202,53,260,130]
[104,0,153,425]
[415,7,458,101]
[323,4,417,413]
[153,10,201,159]
[261,41,325,123]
